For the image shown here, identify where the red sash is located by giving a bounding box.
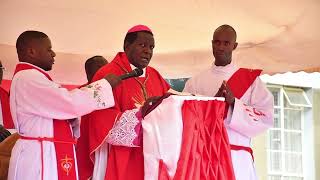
[13,63,77,180]
[226,68,262,99]
[224,68,262,118]
[225,68,262,160]
[0,87,14,129]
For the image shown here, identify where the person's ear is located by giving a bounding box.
[124,41,130,52]
[233,42,238,50]
[27,47,37,58]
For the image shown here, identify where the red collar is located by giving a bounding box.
[14,63,52,81]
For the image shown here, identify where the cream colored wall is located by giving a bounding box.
[252,133,268,180]
[313,89,320,179]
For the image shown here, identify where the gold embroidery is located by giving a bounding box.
[60,155,73,176]
[115,61,150,103]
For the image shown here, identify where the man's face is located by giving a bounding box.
[125,32,155,69]
[212,28,238,66]
[30,37,56,71]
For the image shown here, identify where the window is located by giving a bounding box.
[165,78,189,92]
[283,88,311,107]
[267,86,311,180]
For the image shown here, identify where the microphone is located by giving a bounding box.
[119,68,143,80]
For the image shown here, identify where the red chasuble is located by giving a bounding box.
[0,87,14,129]
[77,52,170,180]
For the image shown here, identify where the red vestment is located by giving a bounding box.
[0,87,14,129]
[77,52,170,180]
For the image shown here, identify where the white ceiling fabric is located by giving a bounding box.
[0,0,319,84]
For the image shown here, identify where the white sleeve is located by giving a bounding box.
[106,108,142,147]
[227,78,274,138]
[13,70,114,120]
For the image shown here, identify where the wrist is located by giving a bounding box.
[228,97,235,106]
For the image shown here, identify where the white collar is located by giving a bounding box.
[211,61,237,74]
[129,64,146,77]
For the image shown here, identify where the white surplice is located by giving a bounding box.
[183,63,274,180]
[8,63,115,180]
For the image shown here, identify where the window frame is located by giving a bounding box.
[283,87,312,108]
[267,84,310,180]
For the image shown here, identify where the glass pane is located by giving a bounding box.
[284,88,309,106]
[284,109,302,130]
[284,97,291,108]
[269,175,281,180]
[165,78,189,92]
[284,98,302,109]
[274,108,281,128]
[269,88,280,106]
[269,130,281,150]
[284,152,303,174]
[284,132,302,152]
[283,177,303,180]
[269,151,282,172]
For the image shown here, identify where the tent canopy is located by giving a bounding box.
[1,0,319,84]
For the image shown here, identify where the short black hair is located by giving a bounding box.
[16,31,48,57]
[85,56,105,70]
[84,55,108,82]
[215,24,237,41]
[123,30,153,50]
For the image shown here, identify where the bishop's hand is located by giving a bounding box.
[140,96,161,117]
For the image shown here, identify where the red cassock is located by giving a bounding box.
[0,87,14,129]
[76,52,170,180]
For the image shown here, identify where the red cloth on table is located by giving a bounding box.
[156,99,235,180]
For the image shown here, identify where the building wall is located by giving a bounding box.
[313,89,320,179]
[304,88,316,180]
[252,134,268,180]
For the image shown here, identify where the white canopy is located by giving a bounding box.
[261,72,320,89]
[1,0,319,84]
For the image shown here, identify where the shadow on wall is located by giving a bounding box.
[165,78,189,92]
